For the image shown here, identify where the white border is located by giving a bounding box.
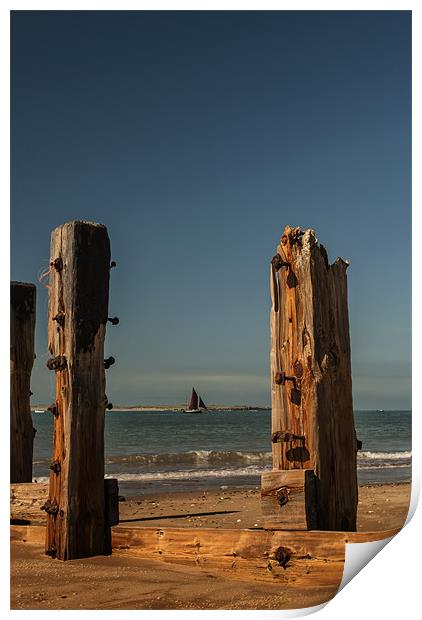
[2,3,418,619]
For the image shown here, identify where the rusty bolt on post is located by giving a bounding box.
[41,500,59,515]
[46,356,67,372]
[49,460,61,474]
[52,312,65,328]
[272,430,305,443]
[46,545,57,559]
[46,403,59,417]
[275,547,291,570]
[274,371,296,387]
[107,317,119,325]
[48,501,59,516]
[104,356,115,369]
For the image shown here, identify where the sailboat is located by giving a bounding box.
[182,388,207,413]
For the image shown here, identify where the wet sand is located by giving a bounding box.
[10,482,410,610]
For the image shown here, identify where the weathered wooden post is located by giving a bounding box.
[261,226,358,531]
[10,282,36,483]
[44,221,114,559]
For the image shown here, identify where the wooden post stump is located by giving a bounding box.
[45,221,112,559]
[262,226,358,531]
[10,281,36,483]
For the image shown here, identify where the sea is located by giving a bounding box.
[31,409,411,497]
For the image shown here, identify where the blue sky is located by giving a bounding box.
[11,10,411,408]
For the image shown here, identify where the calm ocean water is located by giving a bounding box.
[31,409,411,496]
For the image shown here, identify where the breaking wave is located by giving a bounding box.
[32,450,411,485]
[105,450,273,466]
[357,450,411,470]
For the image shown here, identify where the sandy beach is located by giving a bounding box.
[10,482,410,610]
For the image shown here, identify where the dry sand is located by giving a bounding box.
[117,482,410,532]
[10,482,410,610]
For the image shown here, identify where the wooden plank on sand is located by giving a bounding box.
[11,523,398,587]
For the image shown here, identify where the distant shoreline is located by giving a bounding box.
[32,405,271,412]
[114,406,271,412]
[31,406,411,413]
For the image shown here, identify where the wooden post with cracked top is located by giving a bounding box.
[45,221,112,559]
[262,226,358,531]
[10,281,36,483]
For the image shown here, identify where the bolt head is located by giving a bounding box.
[274,371,286,385]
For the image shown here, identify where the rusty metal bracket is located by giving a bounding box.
[46,356,67,372]
[272,430,305,443]
[274,371,296,387]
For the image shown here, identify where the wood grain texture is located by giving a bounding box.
[45,221,111,559]
[10,523,400,587]
[261,469,317,530]
[111,525,398,586]
[269,226,358,531]
[10,483,47,523]
[10,480,118,527]
[10,282,36,483]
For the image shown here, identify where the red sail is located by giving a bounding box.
[188,388,199,410]
[198,397,207,409]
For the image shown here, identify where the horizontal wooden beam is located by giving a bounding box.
[11,522,400,587]
[10,483,48,523]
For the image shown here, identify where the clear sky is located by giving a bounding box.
[11,10,411,409]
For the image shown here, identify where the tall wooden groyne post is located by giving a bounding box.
[261,226,358,531]
[44,221,113,559]
[10,282,36,483]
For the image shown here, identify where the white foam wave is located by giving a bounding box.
[358,451,411,460]
[105,450,273,466]
[357,464,410,470]
[104,466,268,482]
